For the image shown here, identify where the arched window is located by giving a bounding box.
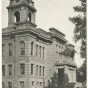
[20,41,25,55]
[31,42,34,55]
[28,12,31,22]
[14,11,20,22]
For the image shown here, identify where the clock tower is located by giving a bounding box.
[7,0,37,29]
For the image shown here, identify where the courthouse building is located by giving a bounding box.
[2,0,77,88]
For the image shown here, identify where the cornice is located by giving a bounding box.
[51,34,67,43]
[55,60,77,68]
[14,21,37,27]
[2,28,52,43]
[7,3,37,12]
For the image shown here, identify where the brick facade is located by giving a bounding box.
[2,0,77,88]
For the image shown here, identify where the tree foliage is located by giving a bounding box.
[45,72,75,88]
[62,48,75,58]
[76,60,86,83]
[69,0,86,59]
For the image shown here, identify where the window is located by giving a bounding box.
[20,82,24,88]
[28,12,31,22]
[14,11,20,22]
[2,44,5,57]
[8,82,12,88]
[37,82,39,88]
[56,52,58,58]
[20,64,25,75]
[61,53,62,59]
[39,46,41,58]
[58,68,64,83]
[39,66,41,76]
[43,47,45,59]
[31,64,34,75]
[32,81,34,86]
[43,82,45,88]
[2,65,5,75]
[9,65,12,75]
[9,43,13,56]
[59,53,60,59]
[43,67,45,76]
[36,65,38,76]
[40,82,42,88]
[31,42,34,55]
[50,69,51,76]
[2,82,5,88]
[69,69,73,82]
[20,41,25,55]
[36,45,38,57]
[56,44,58,47]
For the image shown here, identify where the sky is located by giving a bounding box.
[2,0,84,67]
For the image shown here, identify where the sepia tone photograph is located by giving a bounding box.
[2,0,86,88]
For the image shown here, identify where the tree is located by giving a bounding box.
[45,72,75,88]
[62,48,75,58]
[76,60,86,82]
[69,0,86,59]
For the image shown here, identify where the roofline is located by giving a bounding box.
[49,27,65,36]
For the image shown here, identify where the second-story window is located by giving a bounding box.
[20,64,25,75]
[9,43,13,56]
[56,52,58,58]
[40,82,42,88]
[20,81,24,88]
[31,64,34,75]
[37,82,39,88]
[39,66,41,76]
[59,53,60,59]
[43,47,45,59]
[2,65,5,75]
[36,45,38,57]
[2,82,5,88]
[43,82,45,88]
[9,65,12,75]
[20,41,25,55]
[8,82,12,88]
[36,65,38,76]
[31,42,34,55]
[39,46,41,58]
[43,66,45,76]
[58,68,64,83]
[2,44,5,57]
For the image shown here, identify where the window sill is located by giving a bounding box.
[18,75,25,78]
[2,56,5,57]
[36,76,46,78]
[36,57,45,60]
[2,75,5,76]
[8,56,13,57]
[19,55,26,57]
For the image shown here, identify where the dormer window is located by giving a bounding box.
[16,0,20,3]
